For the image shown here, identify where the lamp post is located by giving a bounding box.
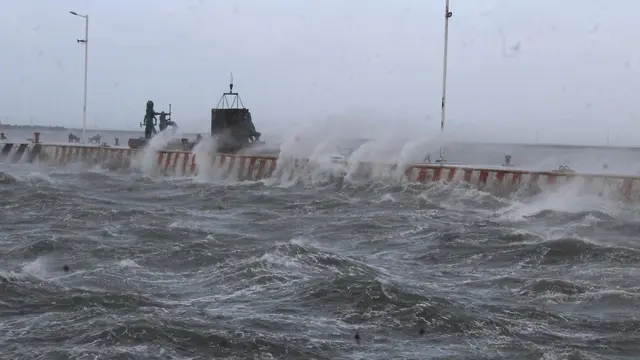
[438,0,453,162]
[70,11,89,144]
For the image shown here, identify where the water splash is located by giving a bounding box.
[192,135,218,182]
[132,129,183,175]
[270,131,454,186]
[497,178,625,223]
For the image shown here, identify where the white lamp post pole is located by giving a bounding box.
[70,11,89,144]
[438,0,453,162]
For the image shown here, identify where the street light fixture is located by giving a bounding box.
[70,11,89,144]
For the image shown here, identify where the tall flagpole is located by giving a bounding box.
[439,0,453,162]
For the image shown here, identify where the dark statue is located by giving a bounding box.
[141,101,176,139]
[245,112,261,142]
[142,100,160,139]
[158,111,176,132]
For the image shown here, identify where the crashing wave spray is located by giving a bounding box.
[344,140,377,181]
[344,138,406,182]
[271,133,316,184]
[133,129,183,175]
[393,140,425,179]
[294,139,342,184]
[274,133,359,185]
[192,135,218,182]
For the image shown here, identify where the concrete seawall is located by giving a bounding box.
[1,142,637,202]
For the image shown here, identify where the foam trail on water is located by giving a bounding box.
[192,136,218,182]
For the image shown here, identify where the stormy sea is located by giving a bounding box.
[2,142,640,359]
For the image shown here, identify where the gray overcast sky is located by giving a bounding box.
[1,0,638,145]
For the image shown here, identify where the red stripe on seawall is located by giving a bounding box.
[181,153,188,175]
[417,168,427,182]
[478,170,489,186]
[512,172,521,185]
[432,168,442,182]
[464,169,472,182]
[447,168,456,181]
[164,152,172,169]
[247,157,257,180]
[268,159,277,178]
[172,152,180,170]
[190,155,197,174]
